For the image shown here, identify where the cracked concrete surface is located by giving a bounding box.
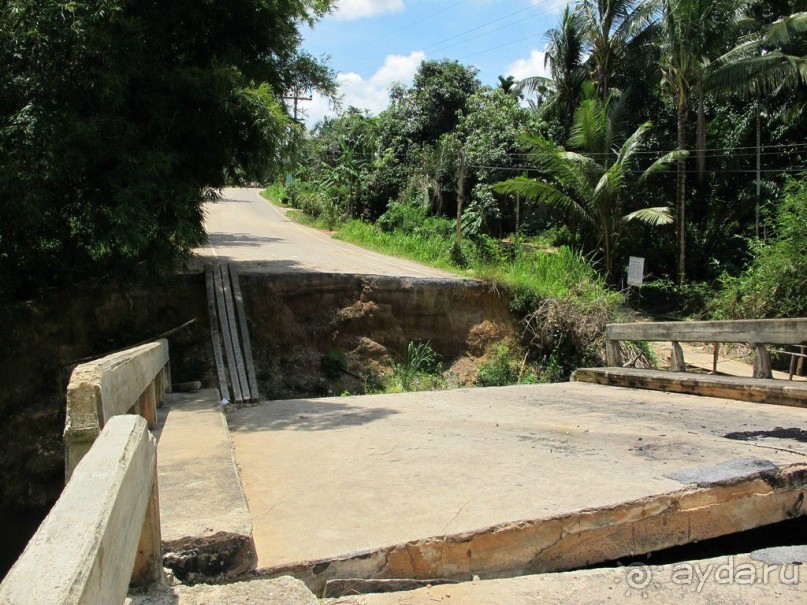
[226,382,807,592]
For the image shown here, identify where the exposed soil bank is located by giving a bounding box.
[239,273,515,399]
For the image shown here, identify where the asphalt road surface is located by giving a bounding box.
[198,188,455,278]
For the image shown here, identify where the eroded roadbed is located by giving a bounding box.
[226,382,807,592]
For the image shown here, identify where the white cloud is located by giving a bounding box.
[305,51,425,126]
[333,0,405,21]
[506,48,549,81]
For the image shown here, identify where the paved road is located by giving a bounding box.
[197,188,455,278]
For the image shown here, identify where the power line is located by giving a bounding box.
[467,164,807,174]
[501,142,807,158]
[366,0,467,45]
[349,0,566,79]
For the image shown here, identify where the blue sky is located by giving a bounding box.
[301,0,570,125]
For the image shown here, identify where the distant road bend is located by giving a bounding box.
[200,187,454,278]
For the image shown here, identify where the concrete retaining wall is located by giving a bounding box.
[0,416,160,604]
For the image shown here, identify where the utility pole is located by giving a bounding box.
[282,87,313,123]
[455,150,467,242]
[756,102,762,239]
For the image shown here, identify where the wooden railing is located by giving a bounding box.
[606,318,807,379]
[0,416,161,604]
[64,339,170,479]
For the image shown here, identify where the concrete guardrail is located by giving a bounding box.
[0,415,161,604]
[64,339,170,480]
[606,318,807,378]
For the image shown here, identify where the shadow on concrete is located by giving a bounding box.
[229,399,400,433]
[206,232,281,249]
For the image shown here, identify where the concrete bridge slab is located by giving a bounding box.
[226,383,807,592]
[156,390,255,580]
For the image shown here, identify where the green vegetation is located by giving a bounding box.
[0,0,335,299]
[379,342,447,394]
[714,177,807,319]
[275,0,806,331]
[477,344,540,387]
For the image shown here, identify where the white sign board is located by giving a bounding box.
[627,256,645,287]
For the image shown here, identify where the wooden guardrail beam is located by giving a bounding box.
[605,318,807,379]
[606,318,807,346]
[0,416,161,604]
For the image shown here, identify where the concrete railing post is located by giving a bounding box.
[670,342,686,372]
[753,344,773,379]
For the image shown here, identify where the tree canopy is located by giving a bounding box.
[0,0,334,298]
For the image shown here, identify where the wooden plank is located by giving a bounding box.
[229,265,260,402]
[573,367,807,409]
[607,318,807,345]
[205,264,230,403]
[213,263,243,404]
[220,264,251,402]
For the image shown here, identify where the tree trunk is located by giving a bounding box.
[515,193,521,243]
[696,82,706,182]
[676,100,688,285]
[455,151,466,242]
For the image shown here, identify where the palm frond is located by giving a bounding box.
[494,177,596,226]
[623,206,674,225]
[638,150,688,183]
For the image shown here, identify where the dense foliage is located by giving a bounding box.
[285,0,806,319]
[0,0,334,298]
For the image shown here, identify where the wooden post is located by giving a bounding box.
[138,382,157,430]
[130,476,163,586]
[753,344,772,379]
[712,343,719,374]
[606,340,622,367]
[670,342,686,372]
[455,150,466,242]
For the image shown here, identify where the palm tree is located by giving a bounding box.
[517,5,587,140]
[709,11,807,97]
[707,11,807,237]
[580,0,659,100]
[497,75,518,96]
[659,0,742,284]
[495,96,681,278]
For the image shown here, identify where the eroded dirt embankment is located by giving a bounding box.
[240,273,516,399]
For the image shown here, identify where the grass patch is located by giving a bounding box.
[259,182,288,206]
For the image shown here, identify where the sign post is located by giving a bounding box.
[627,256,645,310]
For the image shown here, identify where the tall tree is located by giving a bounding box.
[518,5,587,140]
[659,0,742,283]
[580,0,658,99]
[0,0,335,298]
